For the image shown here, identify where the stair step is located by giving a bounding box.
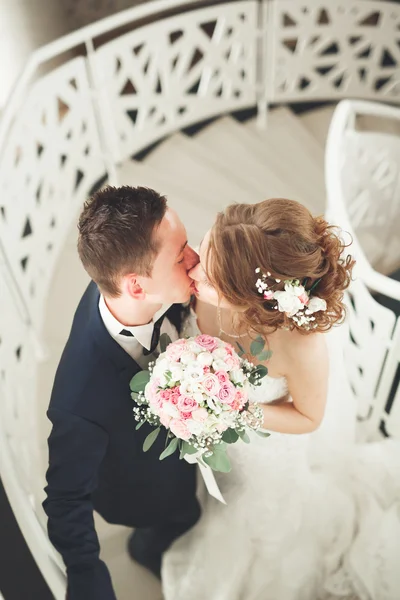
[142,133,259,205]
[117,160,216,245]
[246,107,326,214]
[299,105,336,150]
[193,116,302,201]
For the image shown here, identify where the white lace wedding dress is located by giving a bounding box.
[162,315,400,600]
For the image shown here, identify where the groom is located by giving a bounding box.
[43,186,201,600]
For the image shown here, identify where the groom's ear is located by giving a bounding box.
[123,274,146,300]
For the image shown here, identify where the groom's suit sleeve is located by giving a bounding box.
[43,407,117,600]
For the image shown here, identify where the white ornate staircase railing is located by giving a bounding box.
[325,99,400,440]
[0,0,399,597]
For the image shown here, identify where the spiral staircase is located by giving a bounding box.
[1,1,400,598]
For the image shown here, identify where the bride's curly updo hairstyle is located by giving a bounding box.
[207,198,355,335]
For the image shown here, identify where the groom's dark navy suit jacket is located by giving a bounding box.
[43,282,198,599]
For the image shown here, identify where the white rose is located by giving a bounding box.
[212,347,228,360]
[230,368,246,384]
[188,340,203,353]
[307,297,327,314]
[169,365,183,383]
[185,364,205,382]
[162,403,180,418]
[206,396,221,413]
[197,351,213,366]
[185,419,205,436]
[180,351,196,365]
[152,357,170,377]
[212,359,230,372]
[203,414,220,432]
[193,392,205,404]
[273,290,303,317]
[180,380,203,396]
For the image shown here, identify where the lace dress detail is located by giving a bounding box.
[162,312,400,600]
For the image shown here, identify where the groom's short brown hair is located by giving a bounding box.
[78,185,167,297]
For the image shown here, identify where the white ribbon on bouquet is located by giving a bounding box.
[184,452,226,504]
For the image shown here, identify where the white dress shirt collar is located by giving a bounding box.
[99,295,171,351]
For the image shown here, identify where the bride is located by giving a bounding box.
[162,198,400,600]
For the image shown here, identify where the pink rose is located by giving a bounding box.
[159,389,173,403]
[178,395,198,413]
[201,373,220,396]
[214,370,230,384]
[191,407,208,423]
[166,339,188,361]
[203,366,211,374]
[224,354,240,370]
[217,382,236,405]
[263,290,274,300]
[195,334,218,352]
[149,394,163,412]
[224,343,236,356]
[159,411,172,428]
[170,418,191,440]
[232,389,247,411]
[169,388,181,405]
[298,293,309,305]
[180,411,192,420]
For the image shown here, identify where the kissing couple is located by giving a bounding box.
[43,185,400,600]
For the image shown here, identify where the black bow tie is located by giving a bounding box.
[120,313,166,355]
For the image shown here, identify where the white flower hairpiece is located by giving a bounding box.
[254,268,327,329]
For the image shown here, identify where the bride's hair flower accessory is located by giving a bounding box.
[254,268,327,329]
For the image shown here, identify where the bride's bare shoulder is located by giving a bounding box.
[275,327,327,361]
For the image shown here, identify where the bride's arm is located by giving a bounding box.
[260,334,328,434]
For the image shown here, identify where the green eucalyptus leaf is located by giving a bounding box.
[256,430,271,438]
[130,370,151,393]
[159,333,172,353]
[238,430,250,444]
[222,428,240,444]
[143,427,160,452]
[135,421,145,430]
[159,437,179,460]
[250,335,265,356]
[249,364,269,385]
[236,342,246,357]
[257,350,273,362]
[203,450,232,473]
[181,441,198,456]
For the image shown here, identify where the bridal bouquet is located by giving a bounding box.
[130,334,269,473]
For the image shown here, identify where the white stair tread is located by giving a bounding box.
[194,116,308,203]
[142,133,259,205]
[245,108,326,213]
[117,159,216,246]
[300,105,336,149]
